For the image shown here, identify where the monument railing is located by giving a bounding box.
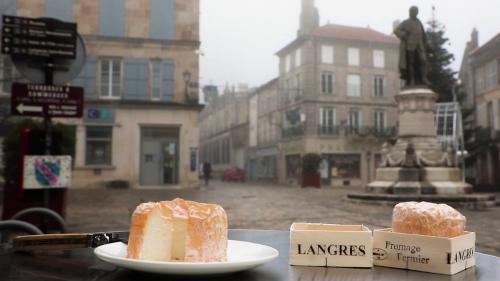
[317,125,396,138]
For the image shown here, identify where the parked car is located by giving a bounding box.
[222,168,245,182]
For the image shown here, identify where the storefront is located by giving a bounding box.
[320,154,361,183]
[67,104,201,189]
[256,147,278,181]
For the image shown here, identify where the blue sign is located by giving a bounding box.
[85,108,114,122]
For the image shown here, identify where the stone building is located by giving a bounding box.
[460,30,500,190]
[0,0,202,188]
[275,0,399,187]
[247,78,280,182]
[199,85,250,179]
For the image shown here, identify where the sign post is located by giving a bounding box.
[3,15,83,218]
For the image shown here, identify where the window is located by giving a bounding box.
[321,45,334,64]
[321,72,334,94]
[99,0,124,36]
[295,48,302,67]
[100,59,121,98]
[86,126,113,166]
[329,154,361,179]
[373,76,385,97]
[348,48,360,66]
[151,61,162,99]
[374,111,386,131]
[373,50,385,68]
[475,67,485,94]
[487,102,494,129]
[348,110,361,130]
[296,74,301,96]
[347,74,361,97]
[285,55,291,73]
[150,0,175,39]
[486,60,498,90]
[320,108,336,134]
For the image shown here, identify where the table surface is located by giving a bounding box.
[1,229,499,281]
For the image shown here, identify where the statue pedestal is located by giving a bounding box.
[366,167,473,195]
[351,87,487,204]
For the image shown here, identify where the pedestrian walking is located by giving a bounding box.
[203,162,212,186]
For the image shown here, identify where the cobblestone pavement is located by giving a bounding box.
[65,181,500,257]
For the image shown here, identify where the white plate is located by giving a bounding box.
[94,240,279,275]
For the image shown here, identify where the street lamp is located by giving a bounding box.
[183,70,192,101]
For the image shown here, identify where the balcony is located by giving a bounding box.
[318,125,396,138]
[282,125,305,138]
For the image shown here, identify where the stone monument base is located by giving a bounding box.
[366,167,473,195]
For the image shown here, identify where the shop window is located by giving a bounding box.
[330,154,361,179]
[286,155,301,178]
[85,126,113,166]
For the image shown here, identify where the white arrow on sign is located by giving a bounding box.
[17,103,42,114]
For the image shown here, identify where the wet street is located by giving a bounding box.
[62,181,500,257]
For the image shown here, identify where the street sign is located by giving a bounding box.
[1,15,77,59]
[11,83,83,118]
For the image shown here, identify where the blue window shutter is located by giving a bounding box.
[162,59,174,102]
[45,0,73,22]
[150,0,175,39]
[99,0,124,36]
[0,0,16,30]
[124,58,149,100]
[72,58,97,99]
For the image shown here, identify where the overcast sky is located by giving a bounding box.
[200,0,500,91]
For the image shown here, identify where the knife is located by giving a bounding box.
[10,231,129,252]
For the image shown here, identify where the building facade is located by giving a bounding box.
[460,30,500,190]
[247,78,280,182]
[1,0,202,188]
[199,85,250,179]
[275,0,399,187]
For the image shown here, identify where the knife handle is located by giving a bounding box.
[13,234,89,251]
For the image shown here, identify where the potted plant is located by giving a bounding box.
[301,153,321,188]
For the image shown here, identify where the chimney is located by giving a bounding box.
[298,0,319,37]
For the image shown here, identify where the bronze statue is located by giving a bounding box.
[394,6,430,87]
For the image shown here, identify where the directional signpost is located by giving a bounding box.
[10,83,83,118]
[1,15,77,59]
[1,15,85,218]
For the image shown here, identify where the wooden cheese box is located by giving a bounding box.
[373,228,475,275]
[289,223,373,268]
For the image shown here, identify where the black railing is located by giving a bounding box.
[282,125,305,138]
[318,125,396,138]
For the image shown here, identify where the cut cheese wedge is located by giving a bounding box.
[127,198,228,262]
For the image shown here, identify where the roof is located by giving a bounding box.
[276,23,398,56]
[314,24,399,44]
[470,32,500,57]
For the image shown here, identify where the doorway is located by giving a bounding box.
[140,127,179,186]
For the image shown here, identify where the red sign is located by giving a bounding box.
[11,83,83,118]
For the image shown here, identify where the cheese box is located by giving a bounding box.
[289,223,373,268]
[373,228,475,275]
